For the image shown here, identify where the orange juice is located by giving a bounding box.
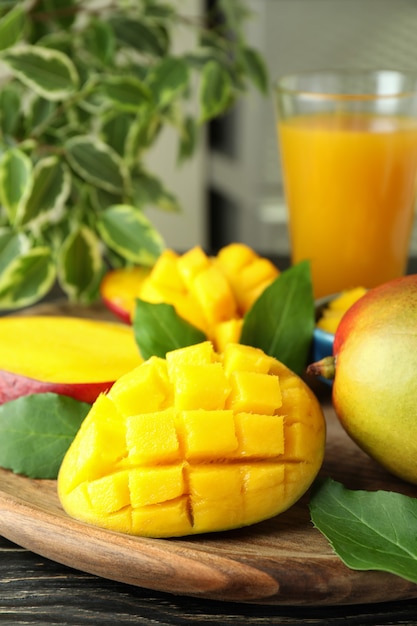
[278,113,417,298]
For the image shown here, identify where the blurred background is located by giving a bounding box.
[146,0,417,258]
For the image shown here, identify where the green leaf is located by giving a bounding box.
[100,112,132,156]
[16,156,71,230]
[102,75,151,112]
[97,204,165,265]
[0,5,26,51]
[240,261,315,375]
[84,17,115,65]
[133,300,207,359]
[0,230,30,273]
[0,393,90,479]
[25,95,55,134]
[178,116,198,162]
[0,148,32,223]
[310,478,417,584]
[0,45,79,100]
[0,246,56,309]
[65,135,127,194]
[199,60,232,122]
[58,226,103,302]
[124,109,162,157]
[110,16,168,56]
[131,170,181,212]
[148,57,190,109]
[0,83,21,135]
[241,46,269,94]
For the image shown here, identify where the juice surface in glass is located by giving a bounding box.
[278,112,417,298]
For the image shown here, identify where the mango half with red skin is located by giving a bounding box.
[309,274,417,485]
[0,316,142,404]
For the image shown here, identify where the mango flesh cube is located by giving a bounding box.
[125,409,179,464]
[227,370,282,414]
[190,265,237,325]
[108,357,169,415]
[149,249,184,291]
[129,464,185,507]
[188,464,244,532]
[234,412,284,457]
[166,341,215,377]
[223,343,274,375]
[87,471,130,513]
[58,341,326,538]
[131,498,192,536]
[173,363,230,410]
[212,319,243,353]
[177,246,210,289]
[215,243,258,273]
[179,409,238,459]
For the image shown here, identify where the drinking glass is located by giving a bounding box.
[275,70,417,298]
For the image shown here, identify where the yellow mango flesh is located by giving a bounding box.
[108,243,280,349]
[316,287,367,334]
[0,316,142,383]
[58,342,326,538]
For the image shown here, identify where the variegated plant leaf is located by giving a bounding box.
[109,15,168,56]
[0,148,32,224]
[65,135,128,194]
[100,111,133,156]
[148,57,190,110]
[0,230,30,273]
[0,246,56,309]
[16,156,71,231]
[83,17,115,65]
[101,75,151,112]
[57,226,103,302]
[0,84,21,135]
[0,45,79,100]
[0,5,26,52]
[131,170,181,213]
[97,204,165,265]
[240,46,269,94]
[199,60,232,122]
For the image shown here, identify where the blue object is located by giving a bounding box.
[312,327,334,386]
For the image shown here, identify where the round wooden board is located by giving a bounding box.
[1,395,417,606]
[1,302,417,606]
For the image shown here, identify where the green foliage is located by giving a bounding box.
[0,392,90,479]
[240,261,315,375]
[310,478,417,584]
[0,0,268,308]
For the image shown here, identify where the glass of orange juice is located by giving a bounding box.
[275,70,417,298]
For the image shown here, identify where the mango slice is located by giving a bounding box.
[100,243,280,350]
[0,316,143,404]
[316,287,367,334]
[58,342,326,537]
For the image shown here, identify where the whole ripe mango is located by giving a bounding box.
[309,275,417,485]
[58,341,326,537]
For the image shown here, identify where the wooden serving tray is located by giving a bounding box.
[1,302,417,606]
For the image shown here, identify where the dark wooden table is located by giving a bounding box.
[1,531,417,625]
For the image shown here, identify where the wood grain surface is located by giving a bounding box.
[1,302,417,607]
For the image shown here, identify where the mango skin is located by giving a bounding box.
[332,274,417,484]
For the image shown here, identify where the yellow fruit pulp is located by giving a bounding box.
[316,287,367,334]
[0,316,142,383]
[126,243,279,351]
[58,341,326,538]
